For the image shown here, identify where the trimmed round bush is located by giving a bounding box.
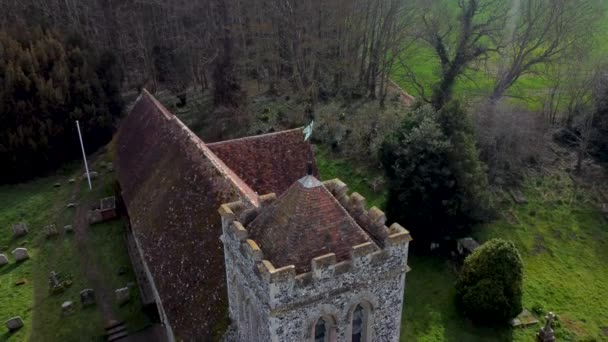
[456,238,523,325]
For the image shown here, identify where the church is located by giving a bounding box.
[115,91,411,341]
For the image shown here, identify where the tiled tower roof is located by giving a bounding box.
[247,175,376,273]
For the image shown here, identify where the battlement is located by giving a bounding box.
[323,179,412,247]
[218,179,412,297]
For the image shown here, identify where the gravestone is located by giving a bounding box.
[511,309,539,328]
[67,203,78,209]
[68,178,76,184]
[53,182,61,188]
[62,301,75,316]
[457,237,480,257]
[11,223,28,238]
[64,225,74,234]
[49,271,61,290]
[0,254,8,266]
[44,224,58,238]
[5,316,23,332]
[80,289,96,306]
[115,287,130,305]
[82,171,99,179]
[510,189,528,204]
[12,248,29,261]
[537,312,556,342]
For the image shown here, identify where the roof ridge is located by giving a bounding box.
[173,111,260,207]
[139,90,260,207]
[206,127,305,146]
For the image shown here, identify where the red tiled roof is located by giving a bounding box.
[207,129,319,196]
[115,90,258,340]
[247,175,376,273]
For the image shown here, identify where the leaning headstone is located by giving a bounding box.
[457,237,480,257]
[12,248,29,261]
[49,271,61,289]
[537,312,556,342]
[511,309,539,328]
[80,289,96,306]
[61,301,75,316]
[115,287,130,305]
[82,171,99,180]
[64,225,74,234]
[510,189,528,204]
[0,254,8,266]
[44,224,59,239]
[5,316,24,332]
[11,223,28,238]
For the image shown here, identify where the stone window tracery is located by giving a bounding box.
[350,301,372,342]
[313,316,336,342]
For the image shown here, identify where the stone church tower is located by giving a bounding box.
[219,172,411,341]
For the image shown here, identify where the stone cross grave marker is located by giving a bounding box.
[537,312,556,342]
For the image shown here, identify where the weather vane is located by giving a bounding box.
[303,120,314,141]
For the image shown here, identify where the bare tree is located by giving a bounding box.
[415,0,508,109]
[490,0,602,104]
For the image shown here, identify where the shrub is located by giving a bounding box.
[380,102,491,246]
[456,239,524,325]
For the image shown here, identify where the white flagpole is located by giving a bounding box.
[76,120,92,190]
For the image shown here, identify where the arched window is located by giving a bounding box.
[247,301,257,341]
[352,305,365,342]
[314,318,328,342]
[313,316,336,342]
[350,302,372,342]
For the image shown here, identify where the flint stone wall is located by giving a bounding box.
[222,220,409,342]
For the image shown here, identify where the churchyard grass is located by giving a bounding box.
[0,155,148,341]
[316,153,608,341]
[315,146,387,210]
[476,174,608,341]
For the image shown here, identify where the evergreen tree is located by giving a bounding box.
[380,102,491,246]
[0,27,123,183]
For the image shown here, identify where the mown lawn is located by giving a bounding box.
[315,151,608,341]
[0,155,148,341]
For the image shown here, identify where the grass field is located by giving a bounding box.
[315,151,608,341]
[393,1,608,112]
[0,156,148,341]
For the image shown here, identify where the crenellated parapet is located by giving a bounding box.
[219,178,412,309]
[322,179,410,247]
